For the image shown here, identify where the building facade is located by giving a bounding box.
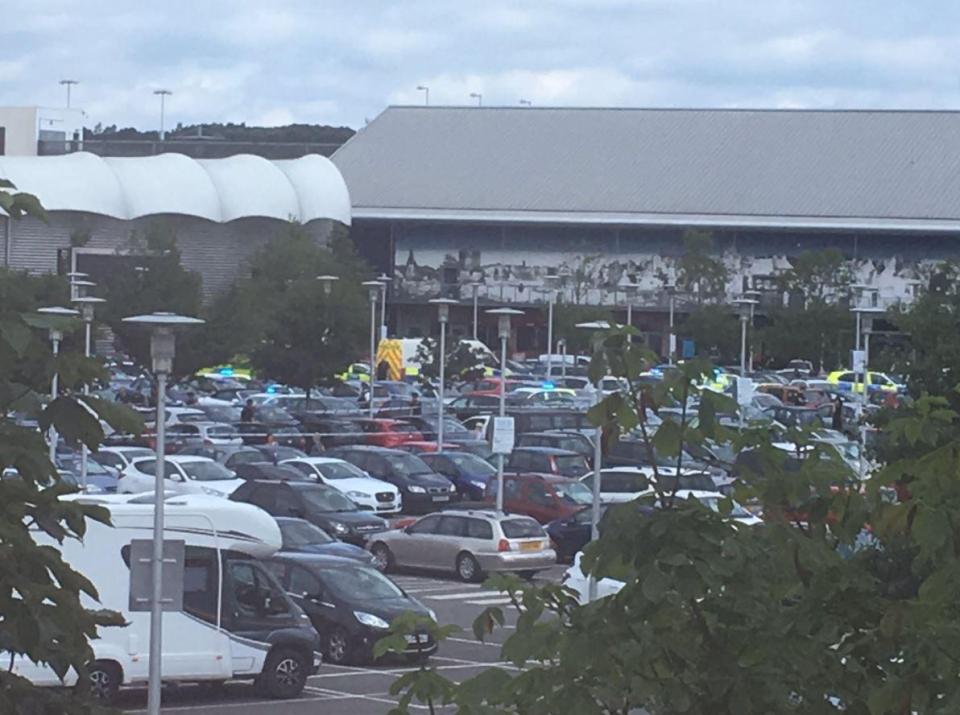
[333,106,960,353]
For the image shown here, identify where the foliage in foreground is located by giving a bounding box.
[1,180,137,713]
[379,328,960,715]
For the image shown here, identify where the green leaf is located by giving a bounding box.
[38,397,105,448]
[642,567,669,602]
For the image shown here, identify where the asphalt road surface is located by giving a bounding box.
[121,565,567,714]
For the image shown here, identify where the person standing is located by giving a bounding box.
[831,395,844,432]
[240,398,255,422]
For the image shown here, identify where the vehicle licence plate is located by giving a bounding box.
[519,541,542,552]
[432,495,449,502]
[405,634,426,644]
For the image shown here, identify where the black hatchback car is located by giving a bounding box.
[231,480,387,546]
[264,553,437,666]
[327,446,456,513]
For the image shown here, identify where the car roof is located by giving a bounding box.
[506,472,576,483]
[512,446,580,456]
[330,445,409,455]
[279,456,348,465]
[166,455,219,464]
[242,479,329,489]
[100,446,153,454]
[519,431,584,439]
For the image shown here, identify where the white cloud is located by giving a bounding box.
[2,0,960,129]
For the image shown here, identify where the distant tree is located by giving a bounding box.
[414,337,488,385]
[678,304,740,362]
[673,230,730,304]
[96,221,204,375]
[226,222,370,393]
[552,303,614,354]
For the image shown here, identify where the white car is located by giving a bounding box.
[166,421,243,447]
[279,457,401,514]
[93,446,156,471]
[562,551,627,604]
[119,455,246,497]
[579,467,720,504]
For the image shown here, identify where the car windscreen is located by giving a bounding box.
[322,565,405,600]
[554,455,588,476]
[296,486,358,512]
[314,461,368,480]
[227,451,263,466]
[180,461,236,482]
[446,453,496,476]
[203,406,242,422]
[280,519,334,546]
[553,480,593,505]
[383,454,434,478]
[501,518,545,539]
[257,406,295,423]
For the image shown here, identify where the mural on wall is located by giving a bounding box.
[395,241,927,311]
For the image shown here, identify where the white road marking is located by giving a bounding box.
[426,590,503,600]
[446,637,505,649]
[465,596,514,605]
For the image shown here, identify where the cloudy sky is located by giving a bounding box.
[2,0,958,130]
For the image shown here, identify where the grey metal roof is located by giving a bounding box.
[332,106,960,230]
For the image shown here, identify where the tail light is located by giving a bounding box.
[497,538,511,552]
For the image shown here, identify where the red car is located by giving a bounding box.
[464,377,522,397]
[484,473,594,524]
[352,418,423,448]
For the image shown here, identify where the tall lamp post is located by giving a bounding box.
[666,284,677,365]
[469,282,482,340]
[733,298,758,377]
[576,320,611,603]
[543,275,560,380]
[486,308,523,511]
[72,295,106,490]
[429,298,458,448]
[121,312,204,715]
[153,89,172,141]
[743,290,761,372]
[362,281,384,419]
[377,273,392,341]
[38,306,80,463]
[851,306,884,481]
[416,85,430,106]
[622,283,639,331]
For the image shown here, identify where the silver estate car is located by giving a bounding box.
[367,510,557,582]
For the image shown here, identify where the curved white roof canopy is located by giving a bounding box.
[0,151,351,225]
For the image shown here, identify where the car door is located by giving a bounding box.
[284,564,337,636]
[394,515,442,568]
[524,480,555,523]
[432,515,468,569]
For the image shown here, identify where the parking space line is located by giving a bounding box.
[446,636,504,649]
[427,590,503,600]
[465,596,514,605]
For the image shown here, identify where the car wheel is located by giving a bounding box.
[257,647,308,699]
[84,660,121,704]
[371,543,394,573]
[456,552,482,583]
[326,628,352,665]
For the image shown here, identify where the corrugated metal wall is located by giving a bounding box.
[1,211,336,298]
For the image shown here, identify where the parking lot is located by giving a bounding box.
[120,566,565,714]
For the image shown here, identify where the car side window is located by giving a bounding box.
[96,453,122,469]
[838,372,855,382]
[135,459,156,475]
[431,457,454,477]
[274,488,301,515]
[288,566,320,596]
[263,561,287,586]
[466,518,493,540]
[408,515,441,534]
[288,462,316,477]
[527,481,552,505]
[436,516,467,537]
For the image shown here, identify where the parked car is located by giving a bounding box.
[233,463,308,482]
[348,418,421,448]
[264,554,437,665]
[275,517,374,564]
[230,480,387,546]
[93,446,155,471]
[119,455,246,497]
[279,457,401,515]
[506,387,577,407]
[169,421,243,447]
[515,431,595,466]
[327,446,456,514]
[397,415,477,444]
[826,370,905,394]
[485,473,593,524]
[505,447,590,478]
[546,505,605,562]
[367,510,556,582]
[176,444,268,470]
[236,422,308,450]
[54,454,120,493]
[447,394,502,420]
[297,416,364,449]
[418,451,498,500]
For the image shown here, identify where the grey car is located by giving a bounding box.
[367,510,556,582]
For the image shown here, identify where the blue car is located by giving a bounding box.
[418,451,497,500]
[546,507,595,562]
[276,517,375,564]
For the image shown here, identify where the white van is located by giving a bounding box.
[14,494,320,703]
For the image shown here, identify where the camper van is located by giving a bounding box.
[15,494,320,703]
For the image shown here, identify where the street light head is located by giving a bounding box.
[486,307,523,339]
[429,297,458,324]
[621,282,640,297]
[72,296,106,322]
[122,312,203,374]
[733,298,759,319]
[38,306,81,317]
[66,271,88,280]
[361,280,384,301]
[316,274,340,295]
[153,89,172,96]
